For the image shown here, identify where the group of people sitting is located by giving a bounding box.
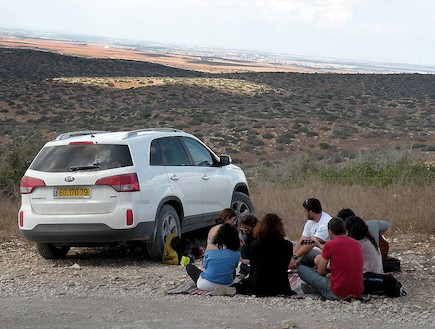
[185,198,390,300]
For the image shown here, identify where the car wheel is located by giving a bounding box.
[36,243,70,259]
[146,204,181,260]
[231,192,255,220]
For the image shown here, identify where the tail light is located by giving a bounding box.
[95,173,140,192]
[20,176,46,194]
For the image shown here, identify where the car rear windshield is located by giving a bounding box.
[29,144,133,172]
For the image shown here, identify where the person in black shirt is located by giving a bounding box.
[239,214,259,275]
[233,213,295,297]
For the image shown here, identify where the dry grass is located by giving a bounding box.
[54,77,274,95]
[2,183,433,243]
[250,183,435,240]
[0,198,20,242]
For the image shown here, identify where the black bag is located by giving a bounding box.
[363,272,406,297]
[383,257,401,272]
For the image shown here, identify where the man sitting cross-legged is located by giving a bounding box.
[289,198,332,269]
[297,217,364,301]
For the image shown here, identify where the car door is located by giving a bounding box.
[157,137,203,226]
[181,137,232,220]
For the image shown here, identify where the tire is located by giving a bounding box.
[146,204,181,260]
[37,243,70,259]
[231,192,255,220]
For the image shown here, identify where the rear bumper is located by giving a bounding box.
[19,221,155,245]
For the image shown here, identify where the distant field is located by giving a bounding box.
[0,37,304,74]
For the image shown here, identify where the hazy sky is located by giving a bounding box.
[1,0,435,66]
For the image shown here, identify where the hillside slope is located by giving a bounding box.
[0,48,434,164]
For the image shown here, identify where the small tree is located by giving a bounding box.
[0,138,40,199]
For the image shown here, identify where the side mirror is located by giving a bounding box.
[219,155,232,166]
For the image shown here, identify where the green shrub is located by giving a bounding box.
[412,143,426,149]
[242,144,254,152]
[319,142,330,150]
[250,149,434,188]
[276,132,295,144]
[0,138,41,199]
[141,110,152,119]
[252,139,265,146]
[423,145,435,151]
[306,131,319,137]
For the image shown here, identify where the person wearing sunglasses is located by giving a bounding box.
[239,214,259,276]
[289,198,332,270]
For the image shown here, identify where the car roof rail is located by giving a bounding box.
[124,128,183,139]
[55,130,112,141]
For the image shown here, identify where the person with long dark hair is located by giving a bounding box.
[233,213,295,297]
[345,216,383,274]
[186,223,240,292]
[337,208,391,266]
[239,214,259,275]
[207,208,238,245]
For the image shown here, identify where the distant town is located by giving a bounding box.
[1,27,435,74]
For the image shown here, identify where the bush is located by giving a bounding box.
[276,132,295,144]
[423,145,435,152]
[319,142,330,150]
[241,144,254,152]
[262,133,274,139]
[0,138,41,199]
[250,149,434,188]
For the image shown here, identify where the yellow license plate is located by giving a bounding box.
[53,187,91,198]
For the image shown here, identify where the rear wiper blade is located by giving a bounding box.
[70,165,100,172]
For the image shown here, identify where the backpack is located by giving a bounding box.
[383,257,401,273]
[162,234,179,265]
[162,234,189,265]
[363,272,406,297]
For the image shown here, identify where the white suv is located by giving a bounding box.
[18,128,254,260]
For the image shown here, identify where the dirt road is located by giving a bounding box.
[0,235,434,329]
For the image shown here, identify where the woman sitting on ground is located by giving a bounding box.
[207,208,238,244]
[186,223,240,291]
[337,208,390,265]
[345,216,383,274]
[239,214,259,275]
[233,213,295,297]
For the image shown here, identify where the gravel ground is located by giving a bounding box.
[0,234,434,329]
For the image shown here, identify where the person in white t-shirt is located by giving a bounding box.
[289,198,332,269]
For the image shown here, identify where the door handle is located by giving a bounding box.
[170,174,179,181]
[202,174,209,180]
